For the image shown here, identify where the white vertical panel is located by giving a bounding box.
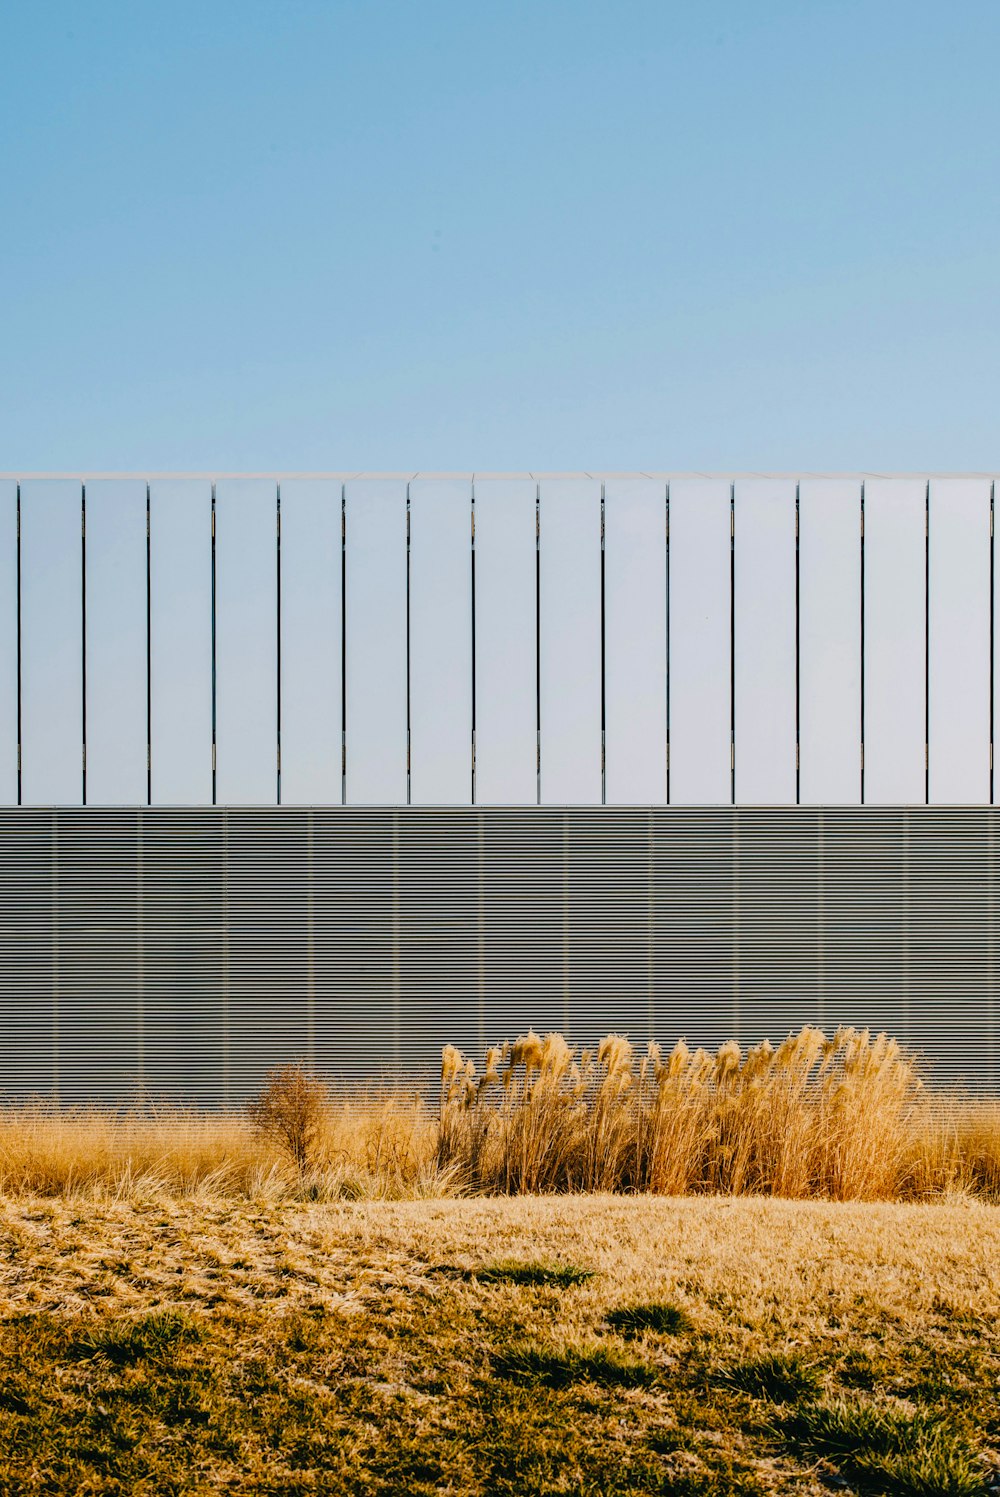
[0,483,16,804]
[669,479,731,804]
[345,478,408,804]
[538,477,602,804]
[215,480,277,805]
[734,479,796,804]
[996,479,1000,806]
[864,477,926,804]
[280,479,342,805]
[149,480,212,805]
[604,478,667,804]
[798,479,861,804]
[85,481,147,805]
[409,477,471,804]
[929,478,991,804]
[21,481,81,805]
[473,477,537,804]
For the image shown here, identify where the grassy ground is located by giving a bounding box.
[1,1194,998,1495]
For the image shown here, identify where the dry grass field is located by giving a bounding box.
[1,1029,999,1494]
[1,1194,999,1495]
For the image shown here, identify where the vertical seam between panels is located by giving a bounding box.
[341,484,347,805]
[15,483,21,806]
[665,482,670,805]
[562,810,570,1038]
[817,806,825,1025]
[730,482,736,805]
[211,483,217,806]
[392,809,401,1067]
[925,479,930,805]
[795,482,801,806]
[81,484,87,806]
[860,480,866,804]
[406,485,412,807]
[221,807,229,1103]
[470,480,477,806]
[535,483,541,806]
[477,808,485,1054]
[600,484,606,807]
[306,808,315,1066]
[276,483,282,806]
[732,806,740,1042]
[647,806,654,1036]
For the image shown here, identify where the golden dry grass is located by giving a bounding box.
[1,1027,998,1206]
[3,1029,996,1490]
[0,1093,444,1201]
[439,1025,1000,1202]
[0,1194,998,1493]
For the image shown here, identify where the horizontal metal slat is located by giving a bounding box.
[0,805,997,1104]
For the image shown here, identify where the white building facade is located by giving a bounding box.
[0,474,997,1103]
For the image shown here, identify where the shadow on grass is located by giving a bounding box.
[492,1342,660,1389]
[606,1302,694,1337]
[443,1259,595,1289]
[716,1351,822,1403]
[71,1311,202,1367]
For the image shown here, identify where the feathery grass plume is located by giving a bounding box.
[436,1043,481,1183]
[581,1033,636,1190]
[942,1100,1000,1198]
[814,1027,924,1199]
[642,1039,714,1195]
[722,1027,825,1197]
[499,1031,585,1193]
[437,1025,978,1202]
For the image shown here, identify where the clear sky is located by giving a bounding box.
[1,0,998,472]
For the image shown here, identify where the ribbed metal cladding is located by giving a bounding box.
[1,805,997,1105]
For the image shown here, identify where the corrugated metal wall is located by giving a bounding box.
[2,805,997,1104]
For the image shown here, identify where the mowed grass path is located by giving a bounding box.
[1,1195,998,1495]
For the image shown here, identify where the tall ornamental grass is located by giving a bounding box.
[438,1026,1000,1201]
[0,1027,997,1200]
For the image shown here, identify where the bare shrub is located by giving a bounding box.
[246,1063,329,1173]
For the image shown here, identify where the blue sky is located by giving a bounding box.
[0,0,998,470]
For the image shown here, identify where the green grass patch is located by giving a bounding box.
[717,1351,823,1403]
[785,1395,985,1497]
[492,1341,661,1389]
[468,1259,594,1288]
[606,1301,694,1336]
[71,1310,202,1367]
